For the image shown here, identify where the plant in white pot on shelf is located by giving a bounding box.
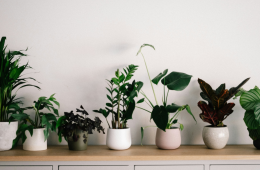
[197,78,249,149]
[12,94,59,151]
[56,105,105,151]
[0,37,40,151]
[93,64,143,150]
[137,44,196,150]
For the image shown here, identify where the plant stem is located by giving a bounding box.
[166,89,169,105]
[141,52,158,105]
[117,86,121,129]
[136,106,152,113]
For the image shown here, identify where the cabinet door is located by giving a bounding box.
[0,166,52,170]
[59,166,129,170]
[135,165,204,170]
[211,165,260,170]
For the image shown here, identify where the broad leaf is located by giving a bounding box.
[179,123,184,131]
[216,84,225,97]
[240,86,260,110]
[185,105,197,123]
[166,103,181,113]
[137,98,145,104]
[123,101,135,120]
[248,127,260,141]
[152,69,168,85]
[228,77,250,99]
[151,105,168,131]
[162,72,192,91]
[244,110,259,129]
[254,103,260,124]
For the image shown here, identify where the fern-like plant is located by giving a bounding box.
[94,64,143,129]
[0,37,40,122]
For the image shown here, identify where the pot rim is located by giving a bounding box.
[157,127,180,130]
[204,125,227,128]
[108,127,130,130]
[32,127,45,130]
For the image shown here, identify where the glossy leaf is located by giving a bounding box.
[244,110,259,129]
[248,127,260,141]
[240,86,260,110]
[166,103,181,113]
[162,72,192,91]
[228,77,250,100]
[216,84,225,97]
[185,105,197,123]
[151,105,168,131]
[152,69,168,85]
[137,98,145,104]
[179,123,184,131]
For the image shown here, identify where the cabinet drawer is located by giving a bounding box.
[135,165,204,170]
[210,165,260,170]
[0,166,52,170]
[59,166,129,170]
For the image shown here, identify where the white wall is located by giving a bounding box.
[1,0,260,146]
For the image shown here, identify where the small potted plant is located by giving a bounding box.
[234,86,260,149]
[57,105,105,151]
[0,37,40,151]
[137,44,197,150]
[93,64,143,150]
[197,78,249,149]
[12,94,59,151]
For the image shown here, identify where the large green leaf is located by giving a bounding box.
[254,103,260,123]
[240,86,260,110]
[152,69,168,85]
[244,110,259,129]
[162,72,192,91]
[185,105,197,123]
[151,105,168,131]
[248,127,260,141]
[123,101,135,120]
[166,103,181,113]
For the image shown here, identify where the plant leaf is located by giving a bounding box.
[162,72,192,91]
[136,44,155,56]
[166,103,181,113]
[152,69,168,85]
[240,86,260,110]
[151,105,168,131]
[244,110,259,129]
[137,98,145,104]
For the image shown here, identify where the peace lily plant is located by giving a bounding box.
[136,44,196,147]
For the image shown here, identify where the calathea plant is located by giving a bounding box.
[198,78,250,127]
[93,64,143,129]
[11,94,59,147]
[56,105,105,143]
[0,36,40,122]
[234,86,260,143]
[136,44,196,143]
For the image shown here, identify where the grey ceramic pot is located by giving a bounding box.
[202,125,229,149]
[68,129,88,151]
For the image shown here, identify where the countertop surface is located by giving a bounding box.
[0,145,259,161]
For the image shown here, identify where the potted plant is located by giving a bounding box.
[137,44,197,150]
[0,37,40,151]
[57,105,105,151]
[12,94,59,151]
[93,64,143,150]
[197,78,249,149]
[234,86,260,149]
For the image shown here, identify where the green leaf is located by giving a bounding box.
[166,103,181,113]
[123,101,135,120]
[115,69,119,78]
[240,86,260,110]
[161,71,192,91]
[248,127,260,141]
[56,116,66,129]
[151,105,168,131]
[119,74,125,83]
[10,113,29,121]
[233,88,247,99]
[136,44,155,56]
[135,81,143,92]
[215,84,225,97]
[172,119,178,124]
[111,78,119,85]
[152,69,168,85]
[180,124,184,131]
[185,105,197,123]
[106,95,112,102]
[137,98,145,104]
[106,103,113,107]
[244,110,259,129]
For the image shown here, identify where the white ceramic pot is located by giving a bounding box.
[23,128,47,151]
[106,128,131,150]
[0,121,18,151]
[202,125,229,149]
[155,127,181,150]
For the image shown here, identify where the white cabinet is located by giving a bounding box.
[135,165,204,170]
[210,165,260,170]
[0,166,52,170]
[59,166,129,170]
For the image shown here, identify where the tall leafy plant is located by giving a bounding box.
[93,64,143,129]
[136,44,196,144]
[0,36,40,122]
[235,86,260,141]
[12,94,59,147]
[198,78,249,127]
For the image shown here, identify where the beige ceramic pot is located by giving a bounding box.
[155,127,181,150]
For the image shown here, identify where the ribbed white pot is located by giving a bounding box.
[202,126,229,149]
[106,128,131,150]
[0,121,18,151]
[23,128,47,151]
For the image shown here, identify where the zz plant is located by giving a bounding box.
[0,37,40,122]
[197,78,249,127]
[137,44,196,143]
[57,105,105,143]
[94,64,143,129]
[12,94,59,147]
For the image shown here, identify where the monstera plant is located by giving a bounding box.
[235,86,260,149]
[198,78,250,127]
[137,44,196,148]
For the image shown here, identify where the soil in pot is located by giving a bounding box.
[68,130,88,151]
